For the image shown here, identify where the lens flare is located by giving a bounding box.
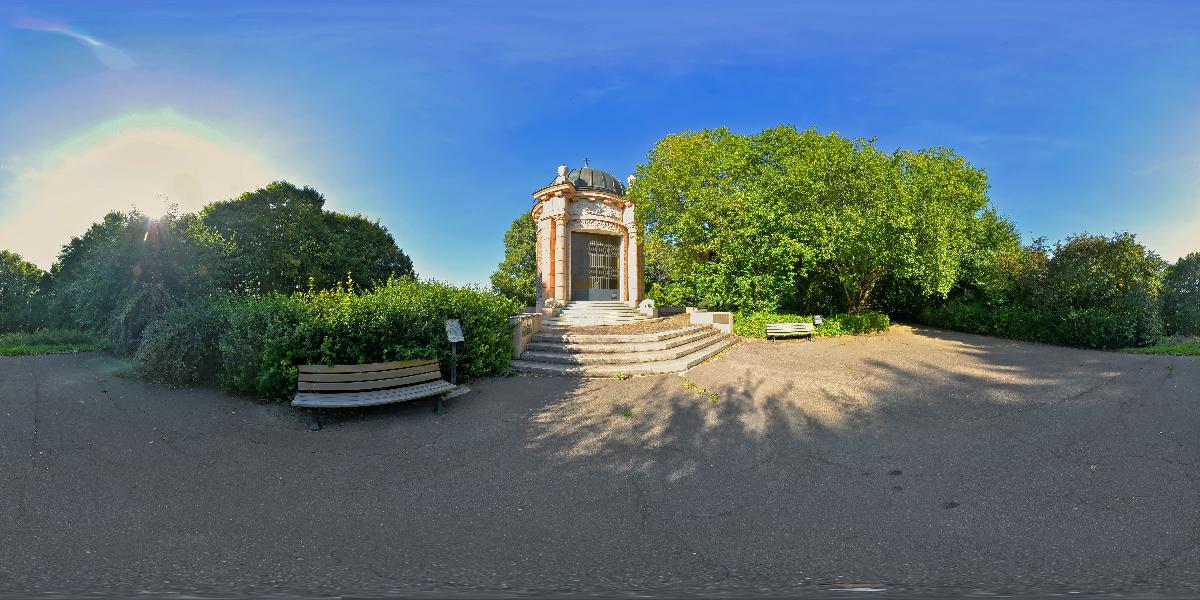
[12,17,135,69]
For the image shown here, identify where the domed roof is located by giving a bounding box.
[561,166,625,195]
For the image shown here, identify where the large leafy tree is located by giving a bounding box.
[316,212,415,288]
[40,209,227,350]
[633,128,806,311]
[37,181,414,353]
[0,250,45,332]
[490,212,537,307]
[631,125,995,312]
[1159,252,1200,335]
[201,181,413,293]
[1044,233,1165,311]
[1043,232,1166,344]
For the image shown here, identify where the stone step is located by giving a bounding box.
[512,336,740,377]
[543,318,648,325]
[555,311,643,317]
[554,312,648,316]
[559,308,633,312]
[532,325,709,344]
[548,317,644,321]
[526,328,718,354]
[520,331,727,365]
[542,319,648,324]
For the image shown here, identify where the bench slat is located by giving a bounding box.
[298,359,437,375]
[766,322,815,339]
[298,362,440,383]
[292,380,457,408]
[298,370,441,392]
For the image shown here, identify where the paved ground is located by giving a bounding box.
[2,325,1199,597]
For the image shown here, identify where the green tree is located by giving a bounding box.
[317,212,415,288]
[1044,232,1166,345]
[632,127,805,311]
[1161,252,1200,335]
[0,250,44,332]
[201,181,413,293]
[1045,233,1165,312]
[41,209,225,351]
[490,212,538,307]
[631,125,996,312]
[952,209,1027,305]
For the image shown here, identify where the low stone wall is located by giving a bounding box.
[689,310,734,334]
[510,313,542,359]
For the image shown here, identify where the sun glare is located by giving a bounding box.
[0,112,277,268]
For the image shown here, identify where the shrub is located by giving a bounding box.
[921,300,1160,349]
[733,311,890,339]
[133,278,523,399]
[132,296,231,385]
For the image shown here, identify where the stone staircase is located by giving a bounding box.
[541,301,650,327]
[511,323,739,377]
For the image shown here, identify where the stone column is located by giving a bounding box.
[554,213,568,303]
[563,222,571,302]
[623,203,642,305]
[620,233,628,302]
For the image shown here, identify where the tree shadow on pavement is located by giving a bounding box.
[513,325,1200,593]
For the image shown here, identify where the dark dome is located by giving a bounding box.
[561,166,625,195]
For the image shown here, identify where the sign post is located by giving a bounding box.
[445,318,464,386]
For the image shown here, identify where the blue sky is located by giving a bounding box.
[1,1,1198,284]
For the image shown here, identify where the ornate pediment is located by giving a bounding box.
[571,218,626,236]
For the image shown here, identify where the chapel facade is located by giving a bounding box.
[531,164,644,309]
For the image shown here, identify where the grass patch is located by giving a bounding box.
[1124,336,1200,356]
[0,329,107,356]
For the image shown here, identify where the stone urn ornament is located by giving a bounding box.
[638,298,658,318]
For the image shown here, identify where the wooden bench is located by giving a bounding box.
[766,322,816,341]
[292,358,457,430]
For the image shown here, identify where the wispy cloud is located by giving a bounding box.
[12,16,135,69]
[1129,154,1200,177]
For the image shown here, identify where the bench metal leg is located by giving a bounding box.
[434,394,447,416]
[306,408,322,431]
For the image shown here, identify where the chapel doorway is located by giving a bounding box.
[570,232,621,301]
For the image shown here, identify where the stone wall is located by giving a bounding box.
[509,313,542,359]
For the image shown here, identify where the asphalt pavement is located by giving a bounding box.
[2,325,1198,597]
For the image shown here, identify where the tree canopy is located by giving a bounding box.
[29,181,414,352]
[630,126,996,312]
[0,250,45,332]
[490,212,537,307]
[1162,252,1200,335]
[201,181,413,293]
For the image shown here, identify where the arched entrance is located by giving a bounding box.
[571,232,621,300]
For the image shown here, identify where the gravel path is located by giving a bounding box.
[2,325,1198,597]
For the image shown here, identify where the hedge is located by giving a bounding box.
[734,311,890,339]
[133,278,523,399]
[920,300,1162,349]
